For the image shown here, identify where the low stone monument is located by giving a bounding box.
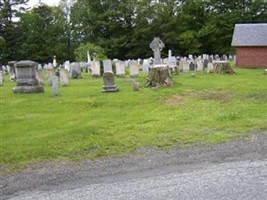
[13,60,44,93]
[102,72,119,92]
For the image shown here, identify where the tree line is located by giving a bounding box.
[1,0,266,65]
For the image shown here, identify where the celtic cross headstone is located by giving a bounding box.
[149,37,165,65]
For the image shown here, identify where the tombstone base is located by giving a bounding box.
[102,85,119,92]
[13,85,44,93]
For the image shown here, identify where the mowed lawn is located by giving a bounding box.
[1,66,267,170]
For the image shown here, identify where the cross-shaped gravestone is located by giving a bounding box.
[149,37,165,65]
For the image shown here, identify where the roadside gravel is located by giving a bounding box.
[1,131,267,200]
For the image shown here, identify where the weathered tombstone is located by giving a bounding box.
[8,61,17,75]
[207,63,214,72]
[203,59,209,69]
[64,61,70,71]
[149,37,165,65]
[196,61,204,72]
[60,69,69,86]
[129,60,139,77]
[189,62,195,71]
[168,56,177,73]
[103,59,113,73]
[142,59,150,75]
[115,61,125,77]
[70,62,81,79]
[133,82,140,91]
[91,61,101,77]
[48,69,54,86]
[52,75,59,96]
[36,70,44,86]
[183,61,190,72]
[0,71,3,86]
[13,60,44,93]
[102,72,119,92]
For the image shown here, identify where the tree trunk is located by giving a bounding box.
[145,65,174,87]
[213,61,235,74]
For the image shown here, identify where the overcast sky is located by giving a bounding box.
[27,0,60,7]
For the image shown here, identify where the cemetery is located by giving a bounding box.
[1,53,267,171]
[1,1,267,175]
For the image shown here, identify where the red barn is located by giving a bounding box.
[231,23,267,68]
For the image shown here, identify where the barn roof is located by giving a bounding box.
[231,23,267,47]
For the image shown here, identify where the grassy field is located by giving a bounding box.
[1,65,267,170]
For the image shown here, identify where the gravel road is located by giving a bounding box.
[1,132,267,200]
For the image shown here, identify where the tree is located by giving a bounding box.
[74,42,107,61]
[17,4,69,63]
[0,0,29,63]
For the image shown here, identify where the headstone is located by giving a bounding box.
[70,62,81,79]
[36,70,44,86]
[12,60,44,93]
[60,69,69,86]
[189,62,195,71]
[53,55,57,68]
[8,61,17,75]
[0,71,3,86]
[115,61,125,77]
[149,37,165,65]
[52,75,59,96]
[133,82,140,91]
[207,62,214,72]
[91,61,101,77]
[48,69,54,86]
[103,59,113,73]
[102,72,119,92]
[129,60,139,77]
[182,61,190,72]
[142,59,150,75]
[64,61,70,71]
[196,61,204,72]
[203,59,209,69]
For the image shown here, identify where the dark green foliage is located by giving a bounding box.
[1,0,267,63]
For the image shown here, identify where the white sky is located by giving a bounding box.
[27,0,60,7]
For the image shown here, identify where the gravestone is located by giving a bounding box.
[52,75,59,96]
[103,59,113,73]
[102,72,119,92]
[91,61,101,77]
[13,60,44,93]
[149,37,165,65]
[70,62,81,79]
[189,62,195,71]
[8,61,17,76]
[197,61,204,72]
[129,60,139,77]
[207,63,214,72]
[36,70,44,86]
[183,61,190,72]
[142,59,150,75]
[60,69,69,86]
[203,59,209,69]
[48,69,55,86]
[0,71,3,86]
[115,61,125,77]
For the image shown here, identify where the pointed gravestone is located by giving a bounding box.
[13,60,44,93]
[102,72,119,92]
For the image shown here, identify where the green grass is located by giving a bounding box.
[1,66,267,170]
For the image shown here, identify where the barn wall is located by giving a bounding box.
[236,47,267,68]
